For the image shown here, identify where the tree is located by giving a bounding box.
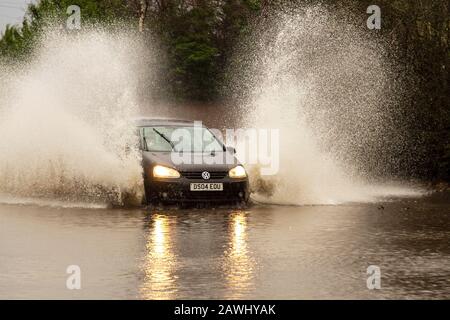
[141,0,261,101]
[0,0,134,61]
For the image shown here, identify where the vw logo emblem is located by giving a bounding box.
[201,171,210,180]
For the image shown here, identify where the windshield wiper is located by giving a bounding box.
[153,128,175,150]
[143,136,149,151]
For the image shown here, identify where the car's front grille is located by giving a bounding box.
[181,171,228,180]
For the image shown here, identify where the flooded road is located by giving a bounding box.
[1,194,449,299]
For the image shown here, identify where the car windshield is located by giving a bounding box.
[142,126,224,153]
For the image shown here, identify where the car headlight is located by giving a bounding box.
[153,165,180,178]
[229,165,247,178]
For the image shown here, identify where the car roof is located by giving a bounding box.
[133,117,204,127]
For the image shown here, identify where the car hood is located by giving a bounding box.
[142,151,240,171]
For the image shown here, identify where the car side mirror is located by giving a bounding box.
[226,146,236,154]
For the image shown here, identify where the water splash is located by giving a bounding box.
[234,7,425,205]
[0,28,153,207]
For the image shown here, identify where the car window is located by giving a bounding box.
[142,127,173,152]
[142,126,224,152]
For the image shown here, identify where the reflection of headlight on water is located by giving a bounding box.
[152,217,168,255]
[223,211,254,298]
[141,214,177,299]
[231,213,247,254]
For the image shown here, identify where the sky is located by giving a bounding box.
[0,0,35,34]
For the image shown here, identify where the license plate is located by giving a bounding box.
[190,183,223,191]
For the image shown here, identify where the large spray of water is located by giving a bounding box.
[0,29,153,207]
[234,7,424,205]
[0,7,424,208]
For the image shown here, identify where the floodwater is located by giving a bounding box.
[1,193,449,299]
[1,9,448,301]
